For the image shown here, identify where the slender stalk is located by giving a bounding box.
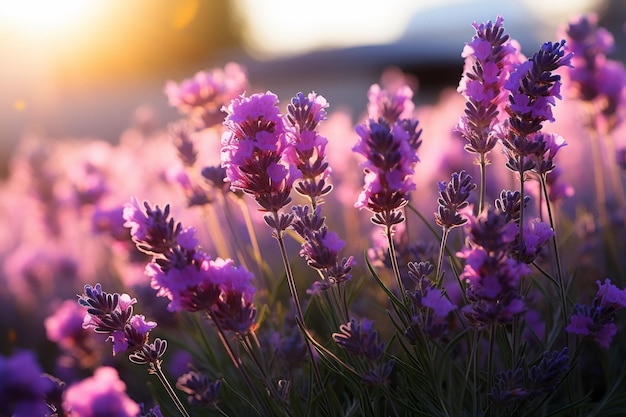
[487,324,496,409]
[478,152,487,213]
[435,227,450,288]
[273,218,333,415]
[587,118,608,226]
[234,195,267,282]
[202,204,231,259]
[385,221,406,302]
[149,361,191,417]
[540,174,568,326]
[206,310,274,416]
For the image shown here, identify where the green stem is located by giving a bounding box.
[540,174,568,327]
[435,227,450,288]
[385,220,406,302]
[478,152,487,214]
[149,361,191,417]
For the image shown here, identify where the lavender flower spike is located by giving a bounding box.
[221,91,300,214]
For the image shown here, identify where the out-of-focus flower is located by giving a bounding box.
[0,351,51,417]
[567,279,626,348]
[45,299,89,350]
[63,366,140,417]
[176,371,222,407]
[560,14,626,131]
[164,63,248,129]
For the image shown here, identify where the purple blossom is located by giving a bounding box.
[353,119,420,227]
[63,367,140,417]
[221,92,299,213]
[0,351,51,417]
[176,371,222,407]
[566,279,626,348]
[291,205,354,287]
[434,170,476,229]
[333,318,385,362]
[458,207,529,326]
[284,92,332,205]
[367,83,415,124]
[560,14,626,130]
[45,299,88,350]
[503,39,573,140]
[164,63,247,129]
[518,218,554,263]
[456,15,524,156]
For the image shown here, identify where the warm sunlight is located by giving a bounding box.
[0,0,102,40]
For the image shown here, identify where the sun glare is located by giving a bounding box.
[0,0,101,40]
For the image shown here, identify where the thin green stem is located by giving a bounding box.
[540,174,568,327]
[149,361,191,417]
[385,221,406,302]
[478,152,487,213]
[273,216,333,416]
[435,227,450,288]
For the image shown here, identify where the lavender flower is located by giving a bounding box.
[333,318,393,385]
[0,351,52,417]
[406,262,456,340]
[176,371,222,407]
[567,279,626,348]
[353,118,421,227]
[291,205,355,289]
[501,40,572,174]
[434,170,476,229]
[458,207,529,326]
[367,83,415,124]
[164,63,247,129]
[63,367,140,417]
[457,15,523,156]
[78,283,157,356]
[560,14,626,130]
[221,92,300,214]
[284,92,332,205]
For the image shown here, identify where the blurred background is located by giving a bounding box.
[0,0,623,177]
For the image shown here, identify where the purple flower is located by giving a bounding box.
[291,205,354,287]
[0,351,51,417]
[45,299,88,350]
[63,367,140,417]
[503,40,573,139]
[333,318,385,362]
[284,92,332,205]
[367,83,415,124]
[176,371,222,407]
[434,170,476,229]
[518,219,554,263]
[458,207,529,326]
[567,279,626,348]
[164,63,247,129]
[221,92,299,213]
[456,15,524,156]
[353,119,420,227]
[560,14,626,130]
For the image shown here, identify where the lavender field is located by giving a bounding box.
[2,11,626,417]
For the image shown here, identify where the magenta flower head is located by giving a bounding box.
[0,351,52,417]
[164,63,248,129]
[457,15,524,156]
[79,283,158,356]
[367,83,415,124]
[567,278,626,348]
[221,92,300,214]
[63,367,140,417]
[560,14,626,130]
[353,118,421,227]
[504,40,573,138]
[284,92,333,205]
[45,299,89,350]
[458,206,529,326]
